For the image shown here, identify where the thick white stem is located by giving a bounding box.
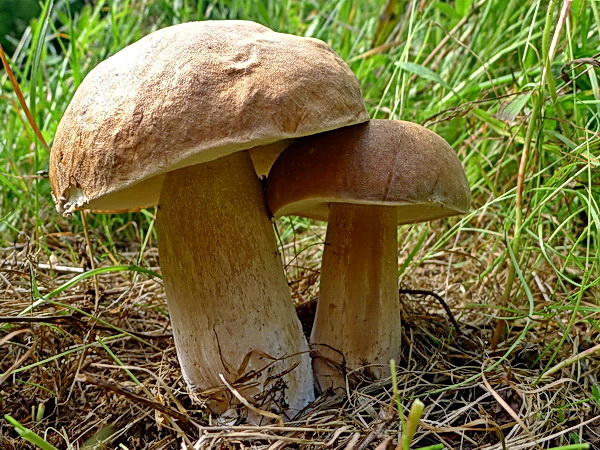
[311,203,401,391]
[156,151,313,418]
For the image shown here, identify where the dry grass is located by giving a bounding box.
[1,218,598,449]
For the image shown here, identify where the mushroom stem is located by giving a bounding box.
[311,203,401,391]
[156,150,313,417]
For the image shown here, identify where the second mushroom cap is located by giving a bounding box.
[267,119,470,222]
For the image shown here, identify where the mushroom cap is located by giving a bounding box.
[267,119,471,223]
[49,20,369,215]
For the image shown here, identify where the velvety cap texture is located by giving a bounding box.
[50,20,369,214]
[267,119,471,223]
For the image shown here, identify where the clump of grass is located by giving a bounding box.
[1,0,599,448]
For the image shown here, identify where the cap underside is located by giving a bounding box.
[274,198,467,224]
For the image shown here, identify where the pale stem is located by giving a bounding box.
[311,203,401,391]
[156,150,314,417]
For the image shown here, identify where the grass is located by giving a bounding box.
[1,0,599,448]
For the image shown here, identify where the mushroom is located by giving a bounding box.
[49,21,369,417]
[267,119,470,391]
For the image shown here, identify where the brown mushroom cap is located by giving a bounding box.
[267,119,470,223]
[49,20,368,215]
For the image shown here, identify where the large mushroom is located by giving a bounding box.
[49,20,369,417]
[267,120,470,391]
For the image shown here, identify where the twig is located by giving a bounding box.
[218,373,284,426]
[541,342,600,379]
[560,55,600,84]
[77,373,195,424]
[37,263,85,273]
[481,372,535,440]
[0,260,84,273]
[398,289,462,335]
[0,329,36,386]
[0,44,49,151]
[0,315,172,339]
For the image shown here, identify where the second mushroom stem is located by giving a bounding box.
[311,203,401,391]
[155,150,314,417]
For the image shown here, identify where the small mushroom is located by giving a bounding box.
[49,21,369,417]
[267,119,470,391]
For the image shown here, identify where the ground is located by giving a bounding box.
[1,219,598,448]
